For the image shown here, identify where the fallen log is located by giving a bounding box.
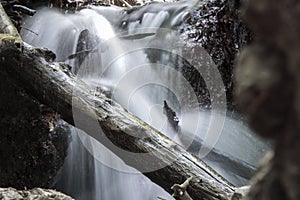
[0,3,241,200]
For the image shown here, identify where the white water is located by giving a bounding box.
[22,2,269,199]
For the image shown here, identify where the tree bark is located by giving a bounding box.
[0,3,240,200]
[234,0,300,199]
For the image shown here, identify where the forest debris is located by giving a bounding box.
[171,177,193,200]
[67,48,98,60]
[12,5,36,16]
[20,26,38,36]
[163,100,179,131]
[157,197,170,200]
[231,185,250,200]
[119,32,155,40]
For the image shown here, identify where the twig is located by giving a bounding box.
[119,32,155,40]
[157,197,170,200]
[12,5,37,16]
[20,26,38,36]
[62,48,98,62]
[171,177,193,200]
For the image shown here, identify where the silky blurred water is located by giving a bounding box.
[22,2,269,199]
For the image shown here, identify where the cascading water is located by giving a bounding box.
[22,1,269,199]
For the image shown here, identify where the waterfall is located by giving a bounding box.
[21,1,269,199]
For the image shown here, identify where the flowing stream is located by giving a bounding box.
[22,1,269,199]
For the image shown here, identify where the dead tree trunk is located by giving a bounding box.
[0,3,240,200]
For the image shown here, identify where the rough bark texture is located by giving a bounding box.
[0,3,69,189]
[234,0,300,199]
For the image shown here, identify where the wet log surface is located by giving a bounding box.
[0,5,240,200]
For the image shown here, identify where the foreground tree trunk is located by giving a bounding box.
[0,3,242,200]
[234,0,300,199]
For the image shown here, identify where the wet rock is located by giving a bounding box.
[122,0,252,108]
[0,187,74,200]
[179,0,252,109]
[73,29,100,74]
[0,70,70,189]
[163,100,179,131]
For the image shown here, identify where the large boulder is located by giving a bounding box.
[179,0,252,108]
[0,70,70,189]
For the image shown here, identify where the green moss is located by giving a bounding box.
[0,34,23,51]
